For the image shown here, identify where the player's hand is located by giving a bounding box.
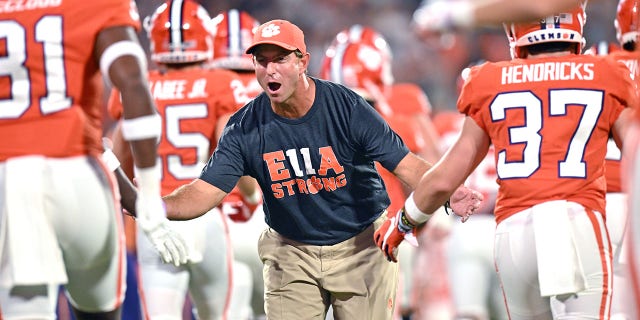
[412,1,472,38]
[374,209,418,263]
[136,194,188,266]
[413,1,454,36]
[449,185,483,223]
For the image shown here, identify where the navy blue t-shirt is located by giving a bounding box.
[200,78,409,245]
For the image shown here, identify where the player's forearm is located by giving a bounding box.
[415,0,584,33]
[411,170,457,220]
[128,138,159,169]
[114,167,137,216]
[473,0,581,26]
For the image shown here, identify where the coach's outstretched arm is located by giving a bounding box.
[164,179,228,221]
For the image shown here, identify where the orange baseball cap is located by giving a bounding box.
[245,19,307,54]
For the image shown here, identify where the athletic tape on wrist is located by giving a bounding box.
[101,148,121,172]
[99,41,148,87]
[121,113,162,141]
[404,193,432,224]
[134,163,162,199]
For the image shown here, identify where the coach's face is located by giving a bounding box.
[252,44,307,104]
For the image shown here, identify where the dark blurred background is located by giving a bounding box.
[134,0,618,113]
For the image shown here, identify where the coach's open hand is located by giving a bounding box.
[449,185,483,222]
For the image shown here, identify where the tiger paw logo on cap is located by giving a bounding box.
[261,24,281,38]
[245,19,306,54]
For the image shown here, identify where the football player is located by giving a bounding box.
[381,2,637,318]
[107,1,246,318]
[583,1,640,317]
[604,1,640,319]
[0,0,186,319]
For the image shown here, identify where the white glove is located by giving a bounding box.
[135,166,188,266]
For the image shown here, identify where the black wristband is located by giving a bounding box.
[444,200,452,215]
[398,209,416,233]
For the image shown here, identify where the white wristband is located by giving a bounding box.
[122,113,162,141]
[134,163,162,199]
[101,148,121,172]
[404,193,432,224]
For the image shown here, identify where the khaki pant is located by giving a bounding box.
[258,214,398,319]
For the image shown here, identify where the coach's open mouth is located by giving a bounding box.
[267,82,281,93]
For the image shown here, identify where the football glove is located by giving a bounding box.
[135,165,188,267]
[374,209,418,263]
[220,188,261,223]
[136,193,188,266]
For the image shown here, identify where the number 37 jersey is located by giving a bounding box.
[0,0,140,160]
[458,54,637,224]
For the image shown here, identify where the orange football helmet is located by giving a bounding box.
[210,9,259,71]
[503,2,587,59]
[330,25,392,61]
[145,0,214,64]
[616,0,640,45]
[319,41,393,102]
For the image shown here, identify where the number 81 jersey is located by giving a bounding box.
[0,0,140,160]
[458,55,637,224]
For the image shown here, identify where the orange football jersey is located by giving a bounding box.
[458,55,636,224]
[108,68,242,195]
[0,0,140,161]
[604,49,640,193]
[235,71,262,102]
[384,83,433,153]
[385,83,432,116]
